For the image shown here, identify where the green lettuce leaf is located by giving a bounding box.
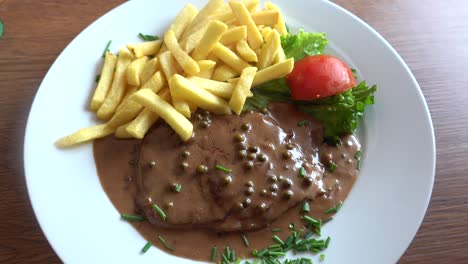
[281,30,328,62]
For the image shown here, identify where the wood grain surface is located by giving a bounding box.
[0,0,466,263]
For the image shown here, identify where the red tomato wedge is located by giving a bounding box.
[286,55,357,100]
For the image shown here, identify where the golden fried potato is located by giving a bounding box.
[188,76,234,99]
[115,123,133,138]
[192,20,228,60]
[265,2,288,35]
[257,29,281,69]
[229,1,263,49]
[229,67,257,114]
[90,52,117,111]
[127,40,163,58]
[126,56,149,86]
[219,26,247,45]
[212,64,239,82]
[164,30,200,76]
[106,98,143,128]
[139,57,159,86]
[196,60,216,79]
[251,10,279,26]
[236,40,258,63]
[169,4,199,40]
[141,71,166,93]
[158,51,180,80]
[211,43,250,73]
[229,58,294,87]
[55,124,115,148]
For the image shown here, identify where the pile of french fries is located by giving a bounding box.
[56,0,294,147]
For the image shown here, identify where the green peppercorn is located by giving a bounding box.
[245,181,254,187]
[282,151,292,159]
[270,183,278,192]
[233,133,245,142]
[286,143,294,150]
[245,187,254,195]
[200,120,209,128]
[267,174,278,182]
[148,161,156,168]
[247,153,256,160]
[282,178,293,188]
[245,161,254,170]
[180,162,188,170]
[165,201,174,208]
[181,150,190,158]
[257,153,267,162]
[257,203,267,212]
[242,198,251,207]
[260,107,269,114]
[248,146,259,153]
[195,113,203,120]
[202,110,210,116]
[237,142,248,150]
[224,175,233,185]
[197,164,208,174]
[241,123,251,131]
[283,190,293,200]
[260,189,268,196]
[238,150,247,158]
[303,176,313,186]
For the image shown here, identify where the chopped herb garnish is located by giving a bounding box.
[242,234,250,247]
[357,159,361,170]
[355,150,362,159]
[215,164,232,173]
[152,204,167,220]
[121,214,145,221]
[172,183,182,193]
[299,167,306,177]
[325,201,343,214]
[141,241,152,253]
[0,20,3,39]
[297,120,310,127]
[158,235,174,251]
[95,74,101,83]
[328,162,337,172]
[323,217,333,224]
[102,40,112,58]
[351,68,358,80]
[271,228,281,232]
[273,235,284,246]
[320,253,326,261]
[211,246,217,261]
[138,33,160,41]
[325,236,331,248]
[302,201,310,213]
[231,249,236,261]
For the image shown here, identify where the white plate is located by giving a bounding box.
[24,0,435,263]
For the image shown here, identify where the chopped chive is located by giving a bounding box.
[95,74,101,83]
[172,183,182,193]
[355,150,362,159]
[271,228,281,232]
[138,33,160,41]
[222,253,230,263]
[141,241,152,253]
[273,235,284,246]
[215,164,232,173]
[325,201,343,214]
[303,215,319,225]
[301,201,310,213]
[325,237,331,248]
[158,235,174,251]
[297,120,310,127]
[224,246,231,260]
[257,249,268,257]
[121,214,145,221]
[231,249,236,262]
[153,204,167,220]
[211,246,217,261]
[357,159,361,170]
[320,253,326,261]
[298,167,306,177]
[102,40,112,58]
[328,162,337,172]
[0,20,3,39]
[242,234,250,247]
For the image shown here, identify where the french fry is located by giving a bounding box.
[97,47,134,120]
[170,74,231,115]
[230,58,294,87]
[251,10,279,26]
[192,20,228,60]
[132,89,193,141]
[126,88,171,139]
[169,78,192,118]
[55,124,115,148]
[212,64,239,81]
[229,1,263,50]
[126,56,149,86]
[230,67,257,114]
[127,40,163,58]
[139,57,159,86]
[261,26,273,41]
[169,4,199,40]
[180,0,224,41]
[141,71,165,93]
[244,0,260,12]
[265,2,288,36]
[158,51,179,80]
[257,29,281,69]
[90,52,117,111]
[196,60,216,79]
[180,21,210,53]
[188,76,235,99]
[115,123,133,138]
[164,30,200,76]
[219,26,247,45]
[274,45,286,63]
[117,85,138,112]
[236,40,258,63]
[106,98,143,128]
[211,43,250,73]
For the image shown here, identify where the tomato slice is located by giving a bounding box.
[286,55,357,100]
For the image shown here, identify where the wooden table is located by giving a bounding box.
[0,0,467,263]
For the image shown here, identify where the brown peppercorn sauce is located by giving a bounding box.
[94,103,360,261]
